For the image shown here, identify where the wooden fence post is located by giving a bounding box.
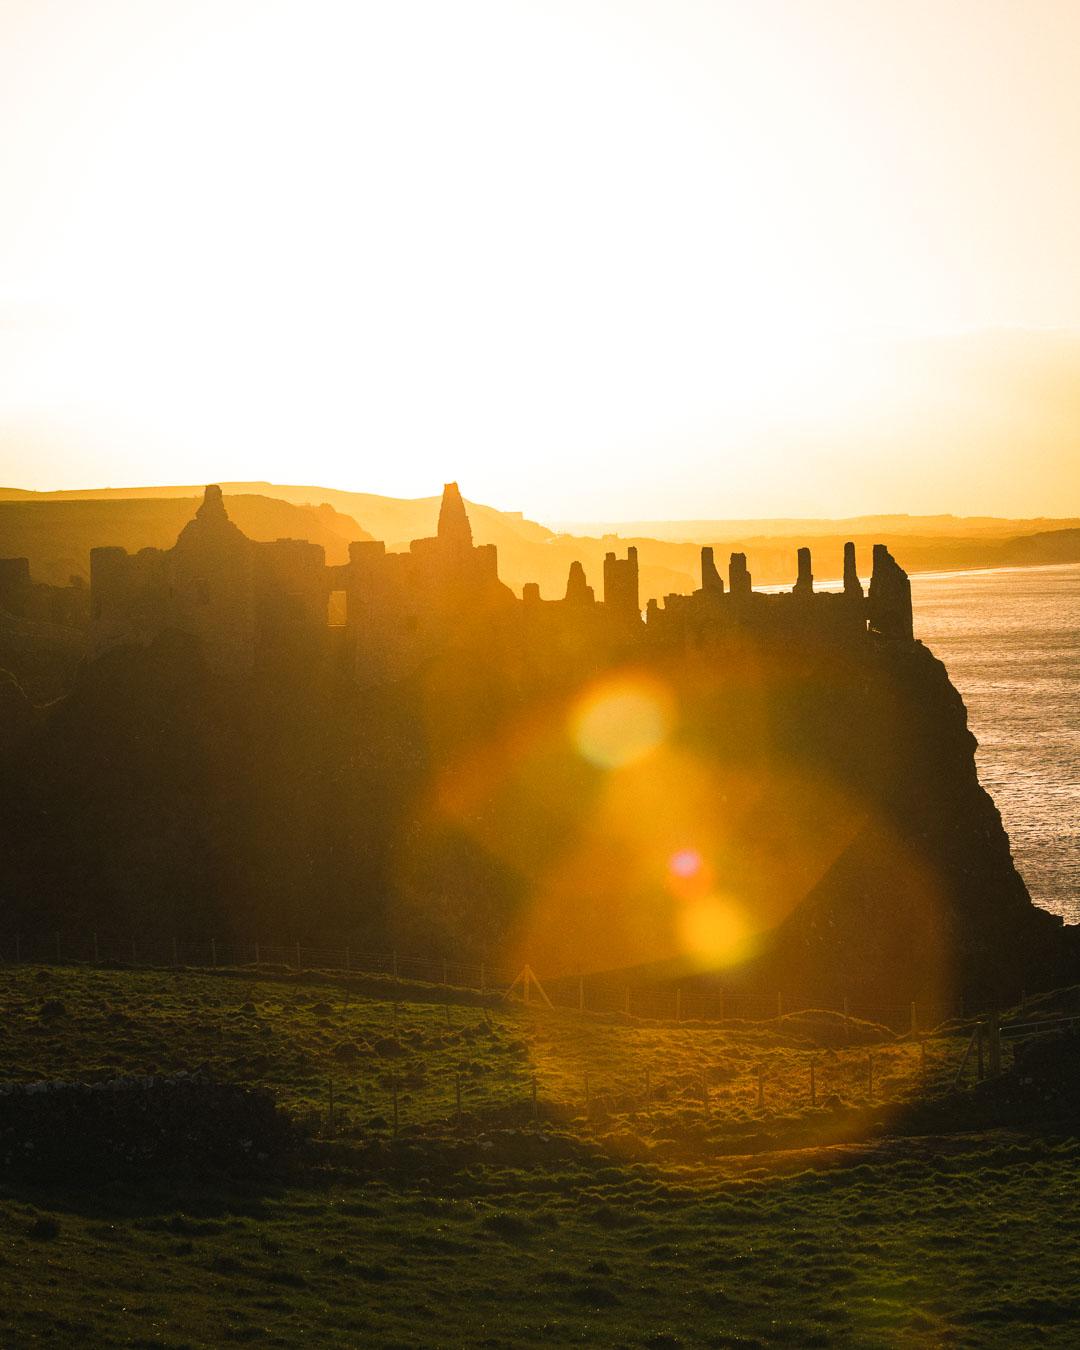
[254,940,260,966]
[776,991,783,1019]
[910,1001,917,1034]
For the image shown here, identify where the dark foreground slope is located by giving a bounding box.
[3,963,1080,1349]
[0,616,1071,1005]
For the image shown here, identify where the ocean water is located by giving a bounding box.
[910,563,1080,924]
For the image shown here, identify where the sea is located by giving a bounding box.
[910,562,1080,925]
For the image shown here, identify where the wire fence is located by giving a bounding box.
[0,929,1021,1034]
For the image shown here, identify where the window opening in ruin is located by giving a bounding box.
[327,589,347,628]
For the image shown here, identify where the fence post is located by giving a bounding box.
[910,1001,917,1034]
[776,991,783,1019]
[254,940,260,966]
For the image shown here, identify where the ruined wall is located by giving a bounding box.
[90,486,327,671]
[86,480,916,691]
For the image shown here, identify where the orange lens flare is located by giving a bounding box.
[676,895,755,970]
[572,675,673,770]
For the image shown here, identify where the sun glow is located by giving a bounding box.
[3,2,1079,514]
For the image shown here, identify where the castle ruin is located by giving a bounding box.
[84,483,915,679]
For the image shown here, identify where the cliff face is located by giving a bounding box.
[744,639,1068,1004]
[0,620,1070,1006]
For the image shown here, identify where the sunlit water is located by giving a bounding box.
[910,563,1080,924]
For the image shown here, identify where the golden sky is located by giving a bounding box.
[1,0,1078,519]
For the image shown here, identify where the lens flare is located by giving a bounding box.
[677,895,754,969]
[572,676,673,769]
[670,848,703,878]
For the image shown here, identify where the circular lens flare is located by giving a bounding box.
[677,895,754,969]
[572,676,672,769]
[670,848,703,878]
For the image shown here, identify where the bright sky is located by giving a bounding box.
[1,0,1078,520]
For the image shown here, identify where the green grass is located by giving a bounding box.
[1,963,1076,1348]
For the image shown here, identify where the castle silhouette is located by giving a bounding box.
[88,482,915,676]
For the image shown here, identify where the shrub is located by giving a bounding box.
[0,1074,306,1184]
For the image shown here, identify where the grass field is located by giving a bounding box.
[1,962,1077,1347]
